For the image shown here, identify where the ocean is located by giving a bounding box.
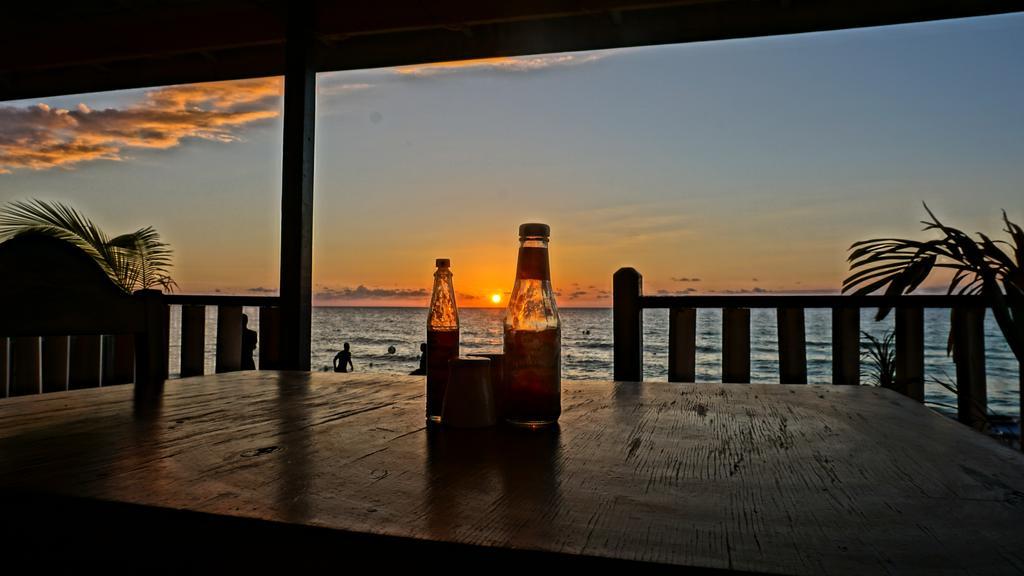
[167,306,1021,416]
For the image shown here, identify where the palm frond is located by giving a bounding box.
[0,199,176,293]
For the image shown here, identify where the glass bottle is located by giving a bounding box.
[426,258,459,423]
[503,223,561,427]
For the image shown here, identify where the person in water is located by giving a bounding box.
[333,342,354,373]
[241,314,257,370]
[409,343,427,375]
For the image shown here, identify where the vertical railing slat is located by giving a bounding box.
[668,308,696,383]
[10,336,41,396]
[41,336,69,393]
[259,306,281,370]
[953,307,987,429]
[722,308,750,383]
[895,307,925,401]
[102,334,135,386]
[777,307,807,384]
[831,307,859,385]
[613,268,643,382]
[69,335,102,389]
[1,337,8,398]
[216,305,243,373]
[181,305,206,377]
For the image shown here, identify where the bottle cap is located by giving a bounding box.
[435,258,451,268]
[519,223,550,239]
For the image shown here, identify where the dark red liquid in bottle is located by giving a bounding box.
[504,328,561,425]
[426,328,459,422]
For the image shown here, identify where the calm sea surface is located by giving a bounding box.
[168,306,1020,416]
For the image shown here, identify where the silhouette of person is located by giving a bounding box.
[334,342,354,373]
[410,343,427,375]
[241,314,257,370]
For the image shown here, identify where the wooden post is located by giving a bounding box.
[102,334,135,386]
[259,306,281,370]
[216,305,243,373]
[180,305,206,377]
[69,335,101,389]
[0,337,7,398]
[952,307,987,429]
[777,307,807,384]
[278,2,316,372]
[10,337,40,396]
[613,268,643,382]
[668,308,696,383]
[832,307,859,385]
[722,308,750,383]
[895,307,925,401]
[133,289,167,392]
[41,336,69,393]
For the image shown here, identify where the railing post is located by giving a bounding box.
[259,306,281,370]
[69,335,101,389]
[41,336,69,393]
[0,337,7,398]
[895,307,925,401]
[10,337,40,396]
[722,308,750,383]
[777,307,807,384]
[668,308,696,383]
[613,268,643,382]
[180,305,206,377]
[952,307,987,429]
[216,305,243,373]
[102,334,135,386]
[133,289,167,392]
[832,307,859,385]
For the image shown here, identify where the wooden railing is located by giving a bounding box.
[1,294,280,398]
[612,267,1003,428]
[164,294,281,376]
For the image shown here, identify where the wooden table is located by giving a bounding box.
[2,372,1023,574]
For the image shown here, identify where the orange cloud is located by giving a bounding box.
[0,77,282,174]
[393,54,604,77]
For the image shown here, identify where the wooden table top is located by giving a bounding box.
[1,371,1023,574]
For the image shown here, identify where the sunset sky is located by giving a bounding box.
[1,14,1022,306]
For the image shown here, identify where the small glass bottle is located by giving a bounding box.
[426,258,459,423]
[503,223,561,427]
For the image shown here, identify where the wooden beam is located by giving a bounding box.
[278,2,316,372]
[777,308,807,384]
[69,336,101,389]
[722,308,750,383]
[180,305,206,377]
[10,337,40,396]
[41,336,69,393]
[259,306,282,370]
[613,268,643,382]
[952,307,987,429]
[895,307,924,401]
[0,338,6,398]
[668,308,696,383]
[216,306,243,374]
[831,307,859,385]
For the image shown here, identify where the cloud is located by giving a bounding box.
[318,82,374,96]
[671,277,701,282]
[0,77,282,174]
[247,286,277,294]
[457,292,480,301]
[315,285,429,301]
[567,290,588,300]
[393,54,604,77]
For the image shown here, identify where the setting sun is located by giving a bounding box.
[491,293,502,304]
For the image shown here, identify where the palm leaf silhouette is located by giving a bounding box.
[0,199,176,293]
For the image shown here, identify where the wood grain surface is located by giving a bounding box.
[1,372,1023,574]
